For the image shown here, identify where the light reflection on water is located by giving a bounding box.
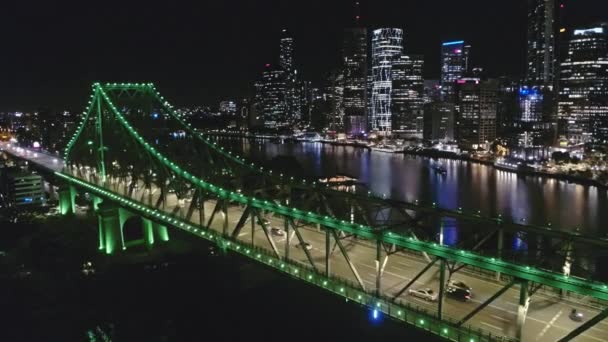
[224,138,607,236]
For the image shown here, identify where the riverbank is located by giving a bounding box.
[402,148,608,190]
[204,131,608,190]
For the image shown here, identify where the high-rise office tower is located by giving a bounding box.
[558,24,608,143]
[279,29,301,124]
[423,102,455,141]
[342,27,368,136]
[370,28,403,134]
[392,55,425,137]
[342,1,367,136]
[514,0,558,147]
[257,64,287,129]
[526,0,555,86]
[455,78,498,148]
[440,41,470,101]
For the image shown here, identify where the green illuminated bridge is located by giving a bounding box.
[4,83,608,342]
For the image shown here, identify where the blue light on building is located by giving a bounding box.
[442,40,465,46]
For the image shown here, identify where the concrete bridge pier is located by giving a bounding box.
[516,279,530,341]
[59,185,76,215]
[97,203,170,255]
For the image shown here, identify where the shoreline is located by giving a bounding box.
[205,131,608,190]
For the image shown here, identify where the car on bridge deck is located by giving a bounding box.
[271,228,285,236]
[408,288,438,302]
[447,279,472,292]
[257,218,270,226]
[297,242,313,251]
[445,286,472,302]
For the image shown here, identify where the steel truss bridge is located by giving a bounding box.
[4,83,608,342]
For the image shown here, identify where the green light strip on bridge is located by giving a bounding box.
[55,170,608,301]
[54,171,515,342]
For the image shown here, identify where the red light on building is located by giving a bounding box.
[265,63,271,68]
[560,4,564,8]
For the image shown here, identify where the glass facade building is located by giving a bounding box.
[558,25,608,143]
[440,41,470,101]
[342,27,368,136]
[455,78,498,148]
[391,55,425,138]
[370,28,403,135]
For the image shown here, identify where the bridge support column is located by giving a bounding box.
[91,195,103,212]
[284,215,290,260]
[516,279,530,341]
[142,217,155,249]
[222,201,228,236]
[375,240,383,297]
[438,258,446,320]
[59,185,76,215]
[325,227,331,277]
[153,222,169,242]
[561,241,573,297]
[496,228,504,281]
[97,204,123,255]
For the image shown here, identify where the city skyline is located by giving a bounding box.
[2,0,607,111]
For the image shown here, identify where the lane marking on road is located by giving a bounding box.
[383,270,411,281]
[480,322,503,332]
[490,315,510,322]
[535,309,562,341]
[238,232,249,237]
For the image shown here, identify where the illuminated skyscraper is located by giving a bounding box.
[440,41,470,101]
[558,24,608,143]
[526,0,555,86]
[279,29,301,124]
[257,64,286,129]
[392,55,425,137]
[455,78,498,149]
[370,28,403,134]
[342,27,368,136]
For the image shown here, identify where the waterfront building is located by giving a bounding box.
[342,27,368,136]
[558,24,608,144]
[370,28,403,135]
[391,55,425,138]
[440,41,470,101]
[454,78,498,149]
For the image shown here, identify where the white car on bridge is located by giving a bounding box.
[408,288,438,302]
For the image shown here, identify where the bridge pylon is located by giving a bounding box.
[97,202,169,255]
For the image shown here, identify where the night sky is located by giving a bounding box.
[1,0,607,111]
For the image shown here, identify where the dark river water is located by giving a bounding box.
[221,138,608,237]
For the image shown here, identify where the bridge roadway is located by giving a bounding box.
[2,142,607,341]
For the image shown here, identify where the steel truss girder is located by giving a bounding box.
[287,217,318,273]
[392,257,439,302]
[231,205,252,239]
[456,279,518,327]
[254,209,280,258]
[331,229,366,291]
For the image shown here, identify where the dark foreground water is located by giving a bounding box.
[1,219,440,342]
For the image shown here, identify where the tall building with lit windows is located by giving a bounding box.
[526,0,555,86]
[455,78,498,149]
[513,0,560,147]
[370,28,403,134]
[279,29,301,124]
[392,55,424,137]
[558,24,608,143]
[440,41,470,101]
[342,27,368,136]
[257,64,286,129]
